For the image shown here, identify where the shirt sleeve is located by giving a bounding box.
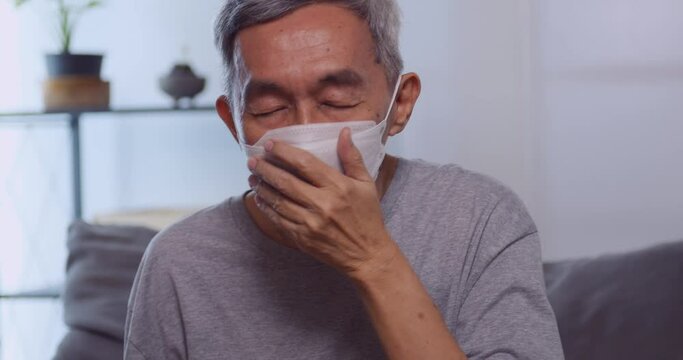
[451,192,565,359]
[124,340,149,360]
[124,235,188,360]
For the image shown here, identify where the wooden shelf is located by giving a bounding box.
[0,285,62,300]
[0,105,215,124]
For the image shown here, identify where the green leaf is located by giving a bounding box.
[85,0,102,9]
[14,0,30,7]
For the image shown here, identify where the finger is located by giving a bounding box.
[253,180,308,224]
[264,140,337,186]
[254,194,301,232]
[248,174,259,188]
[337,127,373,182]
[248,156,318,207]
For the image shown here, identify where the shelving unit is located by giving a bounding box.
[0,106,215,300]
[0,106,215,220]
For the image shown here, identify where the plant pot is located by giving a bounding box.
[46,53,103,78]
[43,53,109,111]
[43,77,110,111]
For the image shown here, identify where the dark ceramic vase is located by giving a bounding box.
[46,54,103,77]
[159,64,206,108]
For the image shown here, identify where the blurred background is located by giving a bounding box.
[1,0,682,358]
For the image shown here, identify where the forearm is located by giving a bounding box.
[350,242,467,360]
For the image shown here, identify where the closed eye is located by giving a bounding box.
[249,107,286,118]
[322,102,362,110]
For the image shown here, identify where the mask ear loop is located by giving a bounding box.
[368,75,404,179]
[379,75,404,139]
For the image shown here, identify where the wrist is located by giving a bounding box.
[347,238,406,290]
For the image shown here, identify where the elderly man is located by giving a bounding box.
[124,1,563,359]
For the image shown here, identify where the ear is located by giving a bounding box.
[216,95,240,144]
[386,72,421,139]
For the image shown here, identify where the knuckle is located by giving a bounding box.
[317,201,336,220]
[295,154,314,172]
[333,182,353,201]
[305,217,324,234]
[256,186,271,202]
[262,184,275,199]
[254,158,267,174]
[351,150,363,163]
[268,176,283,191]
[276,175,293,192]
[337,182,352,196]
[266,212,280,224]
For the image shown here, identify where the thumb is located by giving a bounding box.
[337,127,372,181]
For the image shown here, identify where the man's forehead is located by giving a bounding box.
[234,4,379,95]
[235,4,375,62]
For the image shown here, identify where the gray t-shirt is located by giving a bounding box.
[124,158,564,359]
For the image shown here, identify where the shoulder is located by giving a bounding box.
[139,198,242,271]
[398,159,538,258]
[433,163,538,245]
[436,162,517,201]
[127,198,243,321]
[395,158,538,257]
[399,159,527,221]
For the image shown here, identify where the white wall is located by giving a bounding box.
[532,0,683,259]
[398,0,536,201]
[400,0,683,261]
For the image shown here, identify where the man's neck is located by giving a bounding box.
[243,155,399,250]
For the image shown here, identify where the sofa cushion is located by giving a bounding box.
[54,328,124,360]
[544,240,683,360]
[92,208,199,231]
[54,221,157,360]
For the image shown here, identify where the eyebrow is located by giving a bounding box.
[243,80,288,103]
[243,68,366,102]
[316,69,366,91]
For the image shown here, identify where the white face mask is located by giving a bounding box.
[242,78,402,180]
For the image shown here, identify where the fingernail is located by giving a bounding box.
[345,127,354,144]
[264,140,274,152]
[247,157,257,170]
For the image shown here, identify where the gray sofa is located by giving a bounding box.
[544,241,683,360]
[54,221,683,360]
[54,222,156,360]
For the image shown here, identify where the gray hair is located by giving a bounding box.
[214,0,403,114]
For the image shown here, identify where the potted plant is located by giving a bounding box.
[12,0,109,110]
[13,0,104,77]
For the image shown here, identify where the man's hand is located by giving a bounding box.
[247,127,397,279]
[248,129,467,359]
